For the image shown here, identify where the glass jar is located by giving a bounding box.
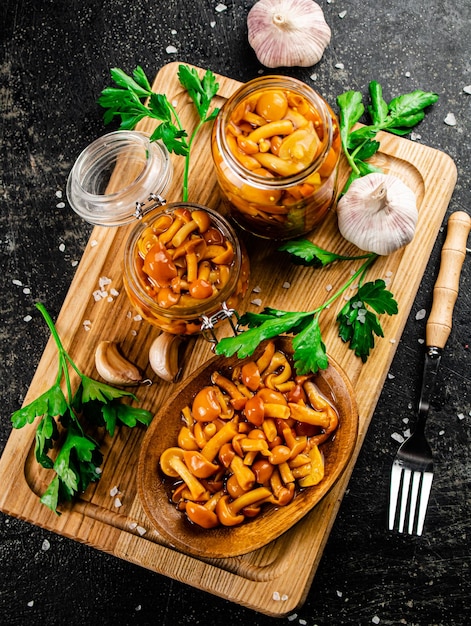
[123,203,250,335]
[66,130,173,227]
[211,76,341,240]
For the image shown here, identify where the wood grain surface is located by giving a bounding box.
[0,63,457,617]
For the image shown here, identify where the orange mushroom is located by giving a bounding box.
[159,447,207,501]
[215,487,272,526]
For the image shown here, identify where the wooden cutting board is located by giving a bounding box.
[0,63,457,616]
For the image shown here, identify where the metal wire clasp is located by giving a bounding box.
[201,302,240,345]
[134,193,167,220]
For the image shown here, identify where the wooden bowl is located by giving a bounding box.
[138,337,358,558]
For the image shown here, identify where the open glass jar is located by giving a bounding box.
[66,130,173,227]
[211,76,341,240]
[123,203,250,335]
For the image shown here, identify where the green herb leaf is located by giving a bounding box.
[292,318,329,374]
[177,65,220,122]
[11,303,152,514]
[337,81,438,194]
[278,240,343,267]
[11,383,67,429]
[34,414,59,469]
[336,280,397,362]
[368,81,389,127]
[80,376,136,404]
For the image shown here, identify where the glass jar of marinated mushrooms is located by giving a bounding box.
[66,130,173,227]
[123,203,250,335]
[211,76,341,240]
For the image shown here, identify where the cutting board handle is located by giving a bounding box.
[426,211,471,348]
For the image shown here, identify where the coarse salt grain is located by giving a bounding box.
[272,591,281,601]
[335,62,345,69]
[133,314,143,322]
[252,285,261,293]
[71,260,78,267]
[55,190,63,198]
[23,287,31,294]
[463,85,471,94]
[415,309,426,320]
[12,279,23,286]
[129,522,138,530]
[337,590,343,597]
[24,315,32,322]
[391,432,404,443]
[282,281,291,289]
[405,71,411,78]
[59,243,65,252]
[287,615,297,622]
[90,239,98,247]
[418,338,425,344]
[326,284,333,291]
[27,601,34,607]
[410,132,421,141]
[403,417,409,424]
[110,288,119,297]
[251,298,262,306]
[135,605,142,611]
[281,594,288,601]
[444,112,457,126]
[388,373,395,379]
[389,338,396,344]
[114,497,122,508]
[131,329,138,336]
[166,45,178,54]
[310,73,318,81]
[403,428,411,438]
[210,21,216,27]
[339,11,347,19]
[372,617,380,625]
[56,202,66,209]
[215,3,227,12]
[299,620,307,626]
[110,486,120,497]
[171,29,177,34]
[136,525,147,536]
[99,276,112,289]
[42,539,51,551]
[439,430,445,436]
[457,413,465,420]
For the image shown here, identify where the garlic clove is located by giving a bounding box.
[337,173,418,256]
[95,341,143,386]
[149,332,183,382]
[247,0,331,68]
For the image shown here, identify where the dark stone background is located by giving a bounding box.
[1,1,470,624]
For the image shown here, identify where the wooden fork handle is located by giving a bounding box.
[426,211,471,349]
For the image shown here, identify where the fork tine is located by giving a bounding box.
[398,469,411,533]
[408,471,421,534]
[416,473,433,536]
[388,463,402,530]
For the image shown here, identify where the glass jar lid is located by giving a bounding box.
[66,130,173,227]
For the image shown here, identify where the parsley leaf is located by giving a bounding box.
[217,247,398,373]
[99,64,219,201]
[337,280,398,361]
[10,303,153,514]
[337,81,438,193]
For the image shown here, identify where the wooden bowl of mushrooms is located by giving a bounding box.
[137,337,358,558]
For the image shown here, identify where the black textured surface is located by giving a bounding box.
[1,1,470,624]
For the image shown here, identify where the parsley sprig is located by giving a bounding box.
[98,64,220,201]
[338,81,439,192]
[215,242,398,372]
[11,303,153,514]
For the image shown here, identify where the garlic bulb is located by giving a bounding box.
[247,0,331,68]
[337,173,418,255]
